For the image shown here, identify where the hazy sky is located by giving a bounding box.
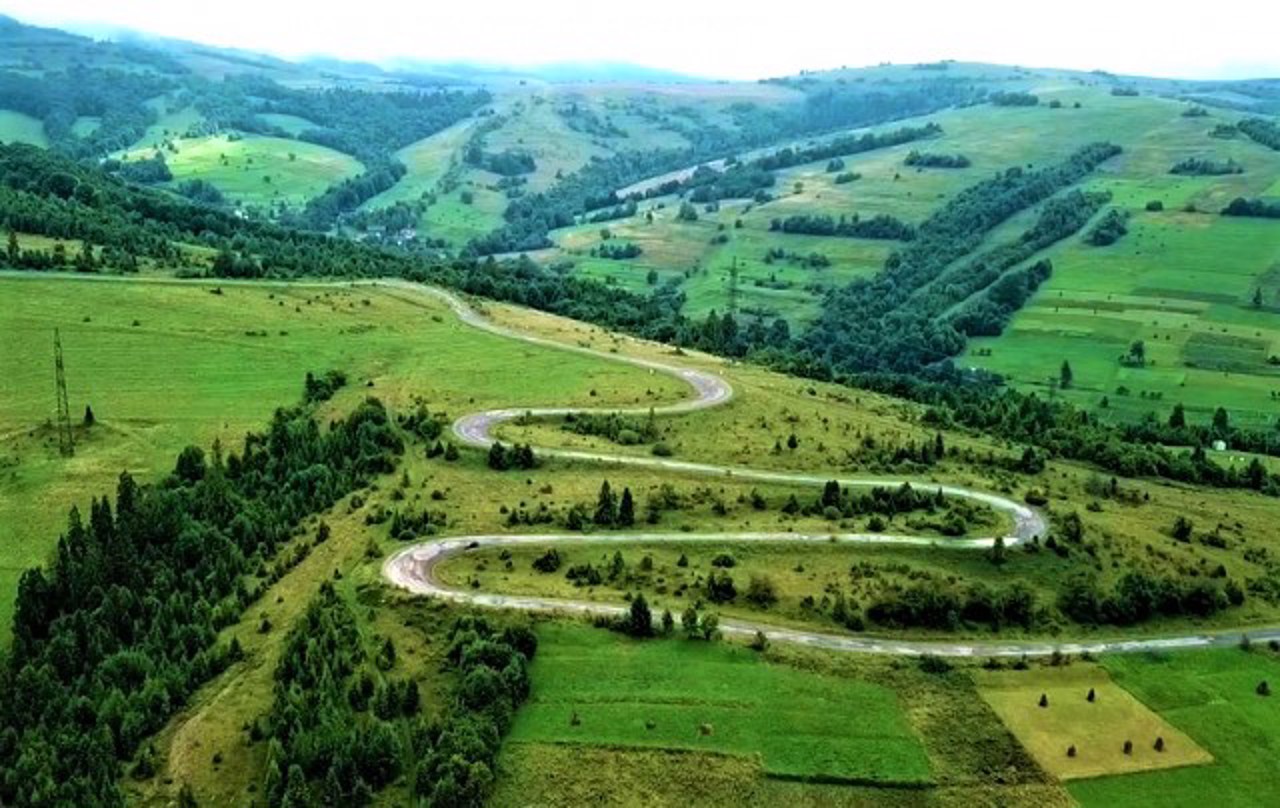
[5,0,1278,80]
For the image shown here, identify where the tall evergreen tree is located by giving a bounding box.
[618,487,635,527]
[594,480,617,526]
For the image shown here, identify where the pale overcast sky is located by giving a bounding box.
[4,0,1278,80]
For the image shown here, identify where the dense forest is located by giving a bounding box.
[257,589,534,808]
[0,67,173,157]
[0,394,403,807]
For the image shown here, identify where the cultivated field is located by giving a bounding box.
[502,623,933,783]
[979,665,1211,779]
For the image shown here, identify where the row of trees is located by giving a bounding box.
[801,144,1120,375]
[1085,208,1129,246]
[904,150,971,168]
[1237,117,1280,151]
[1223,197,1280,219]
[1170,157,1244,176]
[769,213,917,241]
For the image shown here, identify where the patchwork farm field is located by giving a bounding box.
[501,623,933,784]
[968,210,1280,427]
[1070,649,1280,808]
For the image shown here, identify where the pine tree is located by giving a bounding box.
[1168,403,1186,429]
[627,593,654,637]
[6,230,18,264]
[1254,287,1264,308]
[618,487,635,527]
[1060,360,1074,389]
[1213,407,1230,434]
[487,441,509,470]
[595,480,617,526]
[83,404,96,427]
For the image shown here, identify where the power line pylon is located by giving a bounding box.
[728,258,739,316]
[54,328,74,457]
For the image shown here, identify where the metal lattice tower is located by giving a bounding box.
[54,328,74,457]
[728,259,739,316]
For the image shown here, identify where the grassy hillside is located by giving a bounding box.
[0,276,686,643]
[518,78,1280,427]
[120,133,366,208]
[0,109,46,145]
[5,272,1280,807]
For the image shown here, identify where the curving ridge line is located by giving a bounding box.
[379,281,1280,656]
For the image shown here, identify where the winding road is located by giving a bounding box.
[5,270,1274,656]
[378,281,1280,657]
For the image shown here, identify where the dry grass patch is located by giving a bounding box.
[977,665,1212,780]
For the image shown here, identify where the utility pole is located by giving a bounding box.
[54,328,73,457]
[728,258,739,316]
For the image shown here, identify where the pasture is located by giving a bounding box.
[0,275,685,643]
[0,109,47,146]
[360,118,479,210]
[1069,649,1280,808]
[121,132,365,208]
[967,209,1280,428]
[502,622,933,783]
[978,665,1211,780]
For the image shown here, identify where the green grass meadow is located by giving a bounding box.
[1069,649,1280,808]
[503,622,933,784]
[0,109,48,146]
[360,118,479,211]
[0,275,685,643]
[121,132,365,208]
